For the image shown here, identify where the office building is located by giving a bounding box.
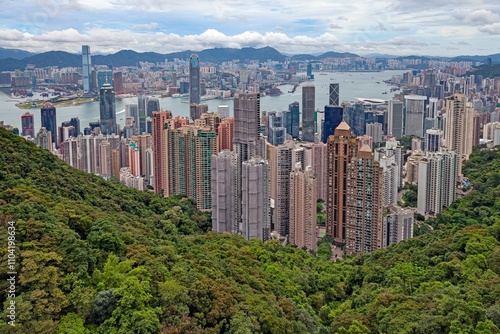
[97,71,113,91]
[241,157,270,242]
[125,104,139,134]
[113,71,123,94]
[326,121,359,243]
[146,97,160,119]
[345,145,384,255]
[287,102,300,139]
[267,111,287,146]
[444,94,474,178]
[289,163,317,252]
[387,100,404,139]
[425,128,443,152]
[302,86,315,142]
[41,102,57,147]
[82,45,92,94]
[329,83,340,106]
[189,54,201,105]
[218,105,230,118]
[190,103,208,122]
[99,83,117,135]
[404,95,427,137]
[417,150,457,216]
[21,112,35,138]
[322,105,343,143]
[211,150,237,234]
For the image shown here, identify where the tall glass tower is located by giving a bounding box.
[82,45,91,94]
[189,54,201,105]
[40,102,57,146]
[99,83,117,135]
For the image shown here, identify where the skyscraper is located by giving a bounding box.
[146,97,160,119]
[289,163,317,252]
[425,128,443,152]
[329,83,340,106]
[152,111,172,196]
[82,45,91,94]
[189,54,201,105]
[217,118,234,152]
[345,145,383,255]
[387,100,404,139]
[40,102,57,147]
[241,157,270,241]
[383,206,414,248]
[267,111,287,146]
[138,95,147,134]
[404,95,427,137]
[35,127,52,152]
[211,150,237,234]
[190,103,208,122]
[99,83,117,135]
[322,105,343,143]
[417,150,457,216]
[21,112,34,138]
[287,102,300,140]
[302,86,316,142]
[444,93,474,178]
[166,124,217,211]
[233,93,262,230]
[125,104,139,134]
[326,121,359,243]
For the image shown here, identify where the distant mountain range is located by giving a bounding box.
[0,46,498,71]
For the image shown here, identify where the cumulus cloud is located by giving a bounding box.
[478,22,500,35]
[465,9,500,25]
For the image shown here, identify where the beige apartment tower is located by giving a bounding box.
[326,121,359,243]
[289,163,317,252]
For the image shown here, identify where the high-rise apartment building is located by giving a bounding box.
[152,111,172,195]
[146,97,160,119]
[125,104,139,135]
[345,145,383,255]
[417,150,457,216]
[444,94,474,178]
[113,71,123,94]
[241,157,270,241]
[82,45,92,94]
[366,122,383,143]
[387,100,404,139]
[99,83,117,135]
[233,93,262,228]
[35,127,52,152]
[217,118,234,152]
[302,86,315,142]
[379,154,399,207]
[138,95,147,134]
[21,112,34,138]
[41,102,57,147]
[166,124,217,211]
[289,163,317,252]
[383,205,414,248]
[326,121,359,243]
[211,150,237,234]
[189,54,201,105]
[404,95,427,137]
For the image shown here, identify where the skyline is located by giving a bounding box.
[0,0,499,56]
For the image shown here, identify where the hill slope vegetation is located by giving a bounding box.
[0,128,499,333]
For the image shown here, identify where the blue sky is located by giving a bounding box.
[0,0,499,56]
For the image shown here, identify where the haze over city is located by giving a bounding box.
[1,0,499,55]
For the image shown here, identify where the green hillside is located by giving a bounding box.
[1,128,500,333]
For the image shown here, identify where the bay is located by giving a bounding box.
[0,70,404,132]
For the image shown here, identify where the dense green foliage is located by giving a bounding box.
[1,128,500,333]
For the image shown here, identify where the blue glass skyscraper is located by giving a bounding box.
[40,102,57,146]
[322,105,343,143]
[286,101,300,139]
[99,83,117,135]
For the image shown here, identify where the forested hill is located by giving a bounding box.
[0,128,500,333]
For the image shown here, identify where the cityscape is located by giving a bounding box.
[2,44,499,256]
[1,1,500,332]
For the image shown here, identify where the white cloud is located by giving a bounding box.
[478,22,500,35]
[132,23,159,30]
[465,9,500,25]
